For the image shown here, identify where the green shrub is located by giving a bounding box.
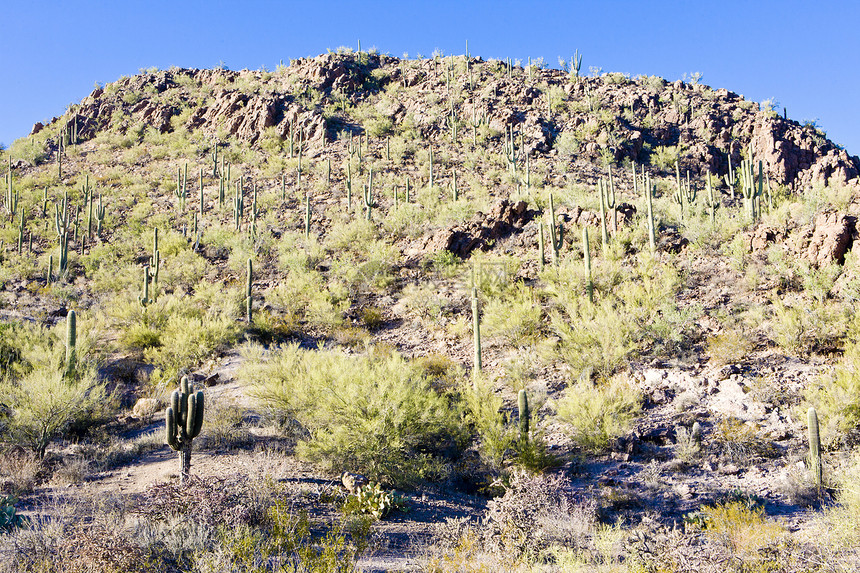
[544,254,685,378]
[706,325,753,366]
[264,266,347,333]
[105,282,241,385]
[481,283,544,348]
[697,501,785,561]
[807,316,860,439]
[2,363,105,459]
[649,145,680,172]
[242,344,468,487]
[365,115,394,138]
[555,375,641,452]
[461,377,515,470]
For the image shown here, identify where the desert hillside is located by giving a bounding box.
[1,50,860,572]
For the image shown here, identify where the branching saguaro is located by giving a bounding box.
[165,376,205,483]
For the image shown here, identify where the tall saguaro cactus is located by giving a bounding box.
[165,376,205,483]
[472,287,482,380]
[548,195,564,266]
[808,407,822,487]
[583,227,593,303]
[518,389,530,442]
[65,310,76,376]
[246,258,253,324]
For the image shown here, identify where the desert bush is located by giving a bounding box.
[2,364,105,458]
[481,283,544,348]
[105,281,241,385]
[468,254,521,299]
[197,395,253,451]
[461,377,515,471]
[649,145,680,172]
[706,324,753,366]
[243,343,468,487]
[555,374,642,452]
[769,295,848,357]
[554,131,579,157]
[0,318,106,458]
[674,425,703,462]
[483,471,597,562]
[394,282,452,323]
[0,448,42,495]
[698,501,786,562]
[196,501,365,573]
[8,137,48,165]
[264,266,347,334]
[549,298,634,379]
[135,475,265,527]
[544,254,684,378]
[713,417,777,464]
[821,454,860,551]
[329,239,398,294]
[804,312,860,443]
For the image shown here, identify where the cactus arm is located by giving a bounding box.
[166,407,179,450]
[185,392,198,437]
[191,391,204,438]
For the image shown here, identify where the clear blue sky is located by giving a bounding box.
[2,1,859,156]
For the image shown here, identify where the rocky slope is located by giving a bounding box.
[4,51,860,572]
[32,52,860,189]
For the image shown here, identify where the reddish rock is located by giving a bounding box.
[425,200,535,258]
[804,212,856,266]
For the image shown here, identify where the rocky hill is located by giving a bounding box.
[31,52,860,188]
[3,51,860,572]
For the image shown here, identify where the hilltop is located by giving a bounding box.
[2,51,860,572]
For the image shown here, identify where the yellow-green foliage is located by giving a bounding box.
[706,325,753,366]
[545,254,683,378]
[807,315,860,438]
[822,454,860,549]
[461,377,515,469]
[0,320,106,458]
[242,344,467,486]
[555,375,641,452]
[2,365,104,458]
[105,281,241,385]
[481,283,544,348]
[264,265,347,333]
[699,501,785,560]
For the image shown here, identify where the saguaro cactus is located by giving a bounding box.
[808,407,822,487]
[65,310,76,376]
[583,227,593,303]
[139,266,154,307]
[537,222,545,271]
[304,193,311,237]
[246,258,253,324]
[518,389,530,442]
[548,195,564,266]
[645,174,657,253]
[472,287,482,379]
[165,376,205,483]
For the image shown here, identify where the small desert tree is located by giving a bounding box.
[3,364,104,458]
